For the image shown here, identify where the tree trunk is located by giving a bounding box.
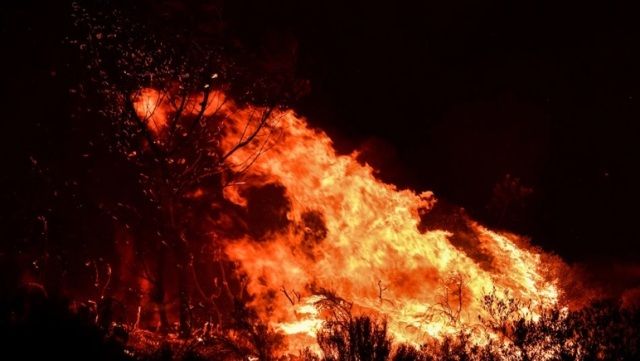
[172,228,192,338]
[153,248,170,334]
[178,261,192,338]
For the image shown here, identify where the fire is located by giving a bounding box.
[132,87,227,135]
[217,103,564,353]
[132,88,564,354]
[133,88,168,134]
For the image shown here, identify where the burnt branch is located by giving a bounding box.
[220,106,274,164]
[281,287,296,306]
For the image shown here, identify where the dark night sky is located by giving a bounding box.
[2,0,640,270]
[225,0,640,264]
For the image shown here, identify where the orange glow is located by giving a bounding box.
[217,105,565,353]
[133,88,168,134]
[129,88,566,354]
[132,88,227,135]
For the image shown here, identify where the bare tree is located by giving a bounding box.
[69,4,291,337]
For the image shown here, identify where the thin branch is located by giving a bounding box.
[219,112,285,183]
[219,106,274,163]
[169,91,189,137]
[281,287,296,306]
[183,88,212,140]
[378,280,387,304]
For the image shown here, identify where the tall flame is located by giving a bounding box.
[132,88,564,354]
[218,104,563,353]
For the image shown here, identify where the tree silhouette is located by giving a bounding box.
[68,3,294,337]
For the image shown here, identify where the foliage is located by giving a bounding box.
[304,289,640,361]
[3,263,640,361]
[64,2,301,338]
[317,316,392,361]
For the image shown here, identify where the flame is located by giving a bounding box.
[132,88,227,135]
[217,105,564,353]
[133,88,168,134]
[131,88,564,354]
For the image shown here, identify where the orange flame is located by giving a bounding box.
[133,88,168,134]
[218,105,564,353]
[131,88,565,354]
[132,88,227,135]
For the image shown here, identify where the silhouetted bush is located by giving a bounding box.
[0,285,129,361]
[307,294,640,361]
[317,316,391,361]
[3,283,639,361]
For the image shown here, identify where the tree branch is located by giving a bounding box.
[219,106,274,163]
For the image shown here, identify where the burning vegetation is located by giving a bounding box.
[2,2,640,361]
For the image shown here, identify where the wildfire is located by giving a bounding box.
[132,88,564,354]
[133,88,168,134]
[217,103,563,353]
